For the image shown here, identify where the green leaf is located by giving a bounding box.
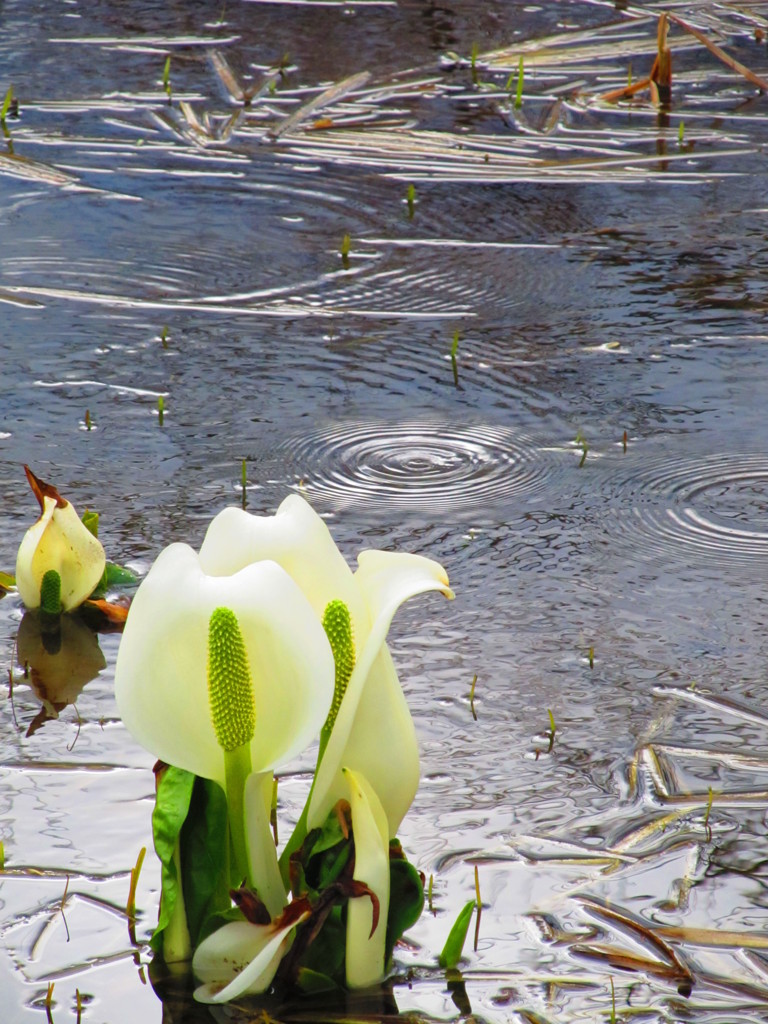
[179,776,234,946]
[296,967,343,995]
[104,562,138,587]
[81,509,99,537]
[150,765,196,953]
[438,899,476,969]
[385,856,424,963]
[0,86,13,122]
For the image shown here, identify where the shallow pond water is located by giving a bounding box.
[4,0,768,1021]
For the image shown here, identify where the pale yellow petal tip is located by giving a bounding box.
[443,585,456,601]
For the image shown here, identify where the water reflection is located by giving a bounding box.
[15,611,106,736]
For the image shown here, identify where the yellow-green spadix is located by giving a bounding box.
[114,542,334,787]
[198,494,454,839]
[15,465,105,613]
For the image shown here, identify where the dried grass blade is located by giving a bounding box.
[210,50,245,102]
[667,13,768,92]
[577,896,693,983]
[571,942,688,983]
[657,925,768,949]
[600,76,652,102]
[269,71,371,139]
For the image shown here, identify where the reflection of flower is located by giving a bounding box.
[114,543,334,916]
[16,610,106,735]
[16,466,105,613]
[199,495,454,843]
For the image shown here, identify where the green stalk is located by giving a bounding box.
[224,744,253,886]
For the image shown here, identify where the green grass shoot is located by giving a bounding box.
[515,56,524,109]
[547,708,556,752]
[340,233,351,269]
[622,429,628,452]
[469,673,478,721]
[470,42,479,85]
[76,988,82,1022]
[703,787,714,842]
[0,86,13,122]
[427,873,434,913]
[162,56,172,101]
[126,846,146,919]
[406,183,416,219]
[473,865,482,951]
[84,409,92,431]
[678,120,685,145]
[438,899,476,969]
[575,430,588,467]
[0,840,4,870]
[450,330,460,386]
[588,645,594,669]
[160,325,169,349]
[157,395,164,425]
[241,458,248,510]
[45,982,54,1024]
[610,976,616,1023]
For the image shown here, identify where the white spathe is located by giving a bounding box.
[16,495,106,611]
[198,494,454,837]
[193,913,308,1003]
[343,768,391,989]
[114,542,335,786]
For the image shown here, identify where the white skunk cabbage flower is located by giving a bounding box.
[198,494,454,839]
[16,466,105,613]
[114,542,335,915]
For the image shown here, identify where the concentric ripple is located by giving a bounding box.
[600,454,768,571]
[280,422,548,513]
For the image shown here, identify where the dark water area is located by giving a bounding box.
[4,0,768,1021]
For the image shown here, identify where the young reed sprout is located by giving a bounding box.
[622,429,628,452]
[340,233,351,269]
[470,42,479,85]
[427,873,435,913]
[126,846,146,919]
[160,325,169,349]
[157,395,164,425]
[704,786,714,842]
[0,86,13,123]
[575,430,588,467]
[469,673,478,721]
[473,865,482,951]
[547,708,556,753]
[84,409,92,431]
[588,645,594,669]
[438,899,476,969]
[678,120,685,145]
[515,56,524,109]
[450,330,460,387]
[162,56,172,102]
[406,183,416,219]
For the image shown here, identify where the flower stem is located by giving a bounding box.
[224,743,253,887]
[244,772,286,919]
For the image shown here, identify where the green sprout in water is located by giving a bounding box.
[547,708,556,753]
[575,430,588,467]
[438,898,476,969]
[622,429,628,453]
[126,846,146,920]
[427,873,435,913]
[450,329,460,387]
[703,786,715,842]
[610,976,617,1024]
[588,645,594,669]
[157,395,164,426]
[469,673,478,721]
[162,56,172,102]
[241,458,248,510]
[406,183,416,219]
[473,865,482,951]
[0,85,13,123]
[470,42,479,85]
[160,325,169,349]
[84,409,92,432]
[678,120,685,145]
[340,233,351,270]
[515,56,524,109]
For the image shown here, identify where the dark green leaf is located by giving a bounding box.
[296,967,343,994]
[385,857,425,963]
[103,562,139,587]
[180,776,234,946]
[438,899,476,969]
[150,765,196,953]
